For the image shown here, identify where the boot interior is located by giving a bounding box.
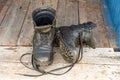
[34,15,54,26]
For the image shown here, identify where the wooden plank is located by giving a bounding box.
[79,0,88,23]
[42,0,58,9]
[17,0,58,46]
[56,0,79,27]
[1,47,120,65]
[0,0,30,46]
[51,0,59,9]
[86,0,110,47]
[17,0,40,46]
[56,0,66,27]
[0,0,12,25]
[0,62,120,80]
[65,0,79,25]
[0,47,120,80]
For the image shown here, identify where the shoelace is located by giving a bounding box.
[18,32,83,77]
[40,33,48,45]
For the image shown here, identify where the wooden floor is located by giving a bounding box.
[0,0,116,47]
[0,47,120,80]
[0,0,119,79]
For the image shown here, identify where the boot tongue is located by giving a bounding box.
[35,25,52,33]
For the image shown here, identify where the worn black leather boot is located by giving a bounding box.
[32,7,56,66]
[77,22,96,49]
[56,22,96,63]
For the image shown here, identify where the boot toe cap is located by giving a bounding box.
[33,51,53,66]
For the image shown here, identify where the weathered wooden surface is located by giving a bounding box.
[65,0,79,25]
[0,0,117,47]
[56,0,79,27]
[79,0,88,23]
[0,0,30,46]
[0,47,120,80]
[0,0,11,25]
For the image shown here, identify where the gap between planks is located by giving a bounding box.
[0,0,30,46]
[16,1,31,46]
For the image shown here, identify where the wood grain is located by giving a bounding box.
[0,47,120,80]
[56,0,79,27]
[79,0,88,23]
[0,0,30,46]
[65,0,79,25]
[1,47,120,65]
[0,0,12,25]
[56,0,66,27]
[0,0,115,47]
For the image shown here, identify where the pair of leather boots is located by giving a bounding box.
[32,7,96,67]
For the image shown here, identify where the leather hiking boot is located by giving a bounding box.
[56,27,78,63]
[32,7,56,66]
[56,22,96,63]
[77,22,96,49]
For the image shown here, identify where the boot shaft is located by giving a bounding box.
[32,7,56,33]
